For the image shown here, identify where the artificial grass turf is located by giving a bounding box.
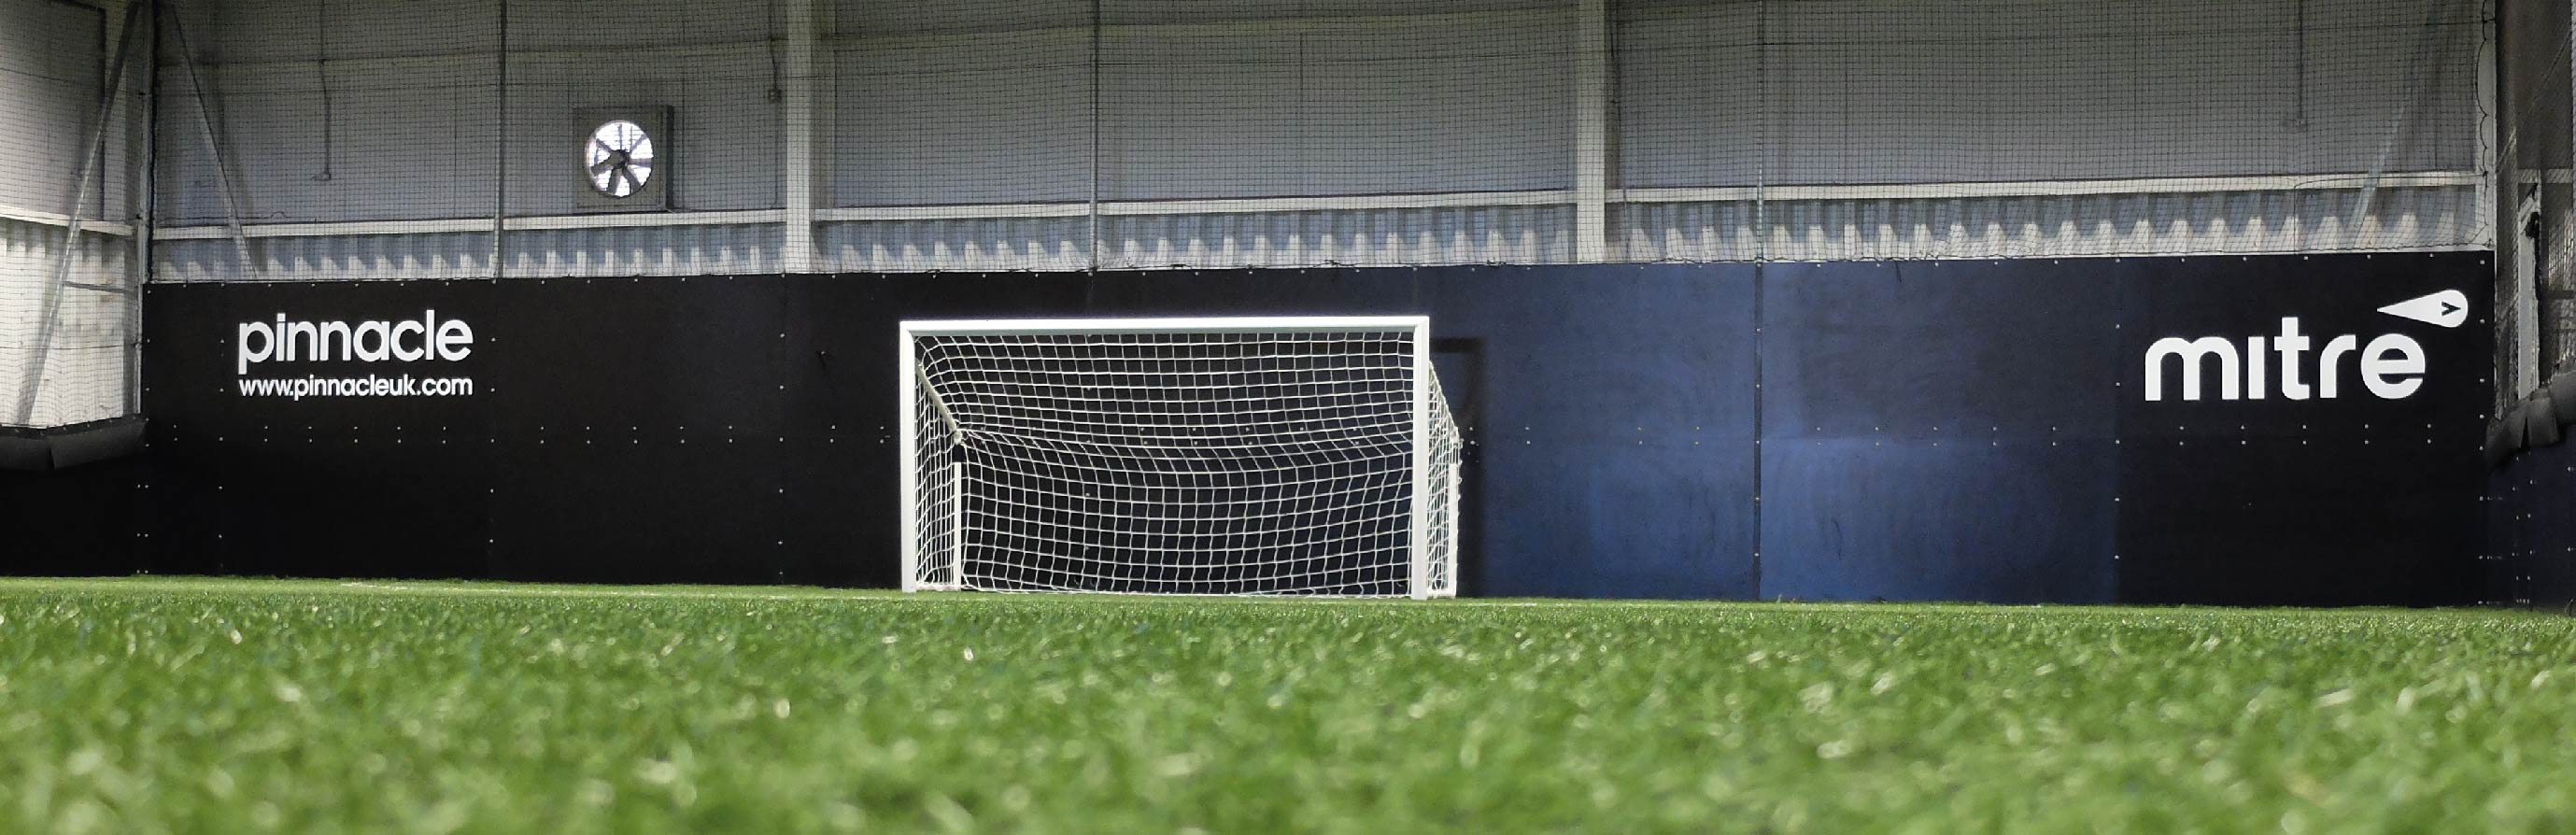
[2,578,2573,834]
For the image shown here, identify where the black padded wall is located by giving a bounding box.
[84,254,2495,603]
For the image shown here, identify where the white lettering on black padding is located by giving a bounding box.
[2143,290,2459,403]
[237,312,474,375]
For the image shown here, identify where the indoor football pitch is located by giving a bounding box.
[2,577,2572,834]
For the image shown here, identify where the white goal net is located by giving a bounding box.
[901,317,1460,598]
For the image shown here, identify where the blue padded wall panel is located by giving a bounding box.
[1080,265,1762,598]
[1757,439,2117,603]
[1438,266,1760,597]
[1479,437,1755,598]
[1761,260,2123,443]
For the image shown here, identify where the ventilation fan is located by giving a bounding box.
[573,106,672,211]
[587,120,654,198]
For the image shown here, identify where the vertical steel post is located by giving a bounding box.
[780,0,827,274]
[1573,0,1608,262]
[490,0,507,280]
[127,0,159,418]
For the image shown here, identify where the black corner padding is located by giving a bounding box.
[0,417,147,473]
[2489,372,2576,466]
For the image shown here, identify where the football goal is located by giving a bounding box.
[900,317,1460,598]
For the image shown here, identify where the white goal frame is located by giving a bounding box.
[899,316,1459,599]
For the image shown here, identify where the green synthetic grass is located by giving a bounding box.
[3,579,2575,834]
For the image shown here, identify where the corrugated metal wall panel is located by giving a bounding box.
[153,233,496,282]
[818,205,1575,273]
[820,217,1095,273]
[146,189,2477,281]
[504,224,783,276]
[154,226,786,281]
[1,219,131,428]
[1098,205,1576,268]
[1613,185,2484,262]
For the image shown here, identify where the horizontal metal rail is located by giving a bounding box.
[145,171,2483,242]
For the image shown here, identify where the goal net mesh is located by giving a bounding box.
[908,322,1458,596]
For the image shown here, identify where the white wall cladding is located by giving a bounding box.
[145,0,2494,282]
[192,0,494,64]
[1614,185,2485,262]
[501,47,785,215]
[1,0,118,219]
[828,0,1573,205]
[1096,3,1576,200]
[833,29,1096,206]
[156,4,781,223]
[154,58,501,224]
[1615,0,2484,188]
[0,219,132,428]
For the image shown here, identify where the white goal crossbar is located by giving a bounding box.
[899,316,1460,598]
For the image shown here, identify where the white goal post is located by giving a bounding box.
[899,316,1461,598]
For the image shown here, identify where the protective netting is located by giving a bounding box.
[905,320,1459,597]
[2499,0,2573,409]
[2492,0,2576,612]
[1,0,141,429]
[0,0,2514,424]
[0,1,2514,418]
[123,0,2490,286]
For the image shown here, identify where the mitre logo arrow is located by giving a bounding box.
[2376,290,2468,329]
